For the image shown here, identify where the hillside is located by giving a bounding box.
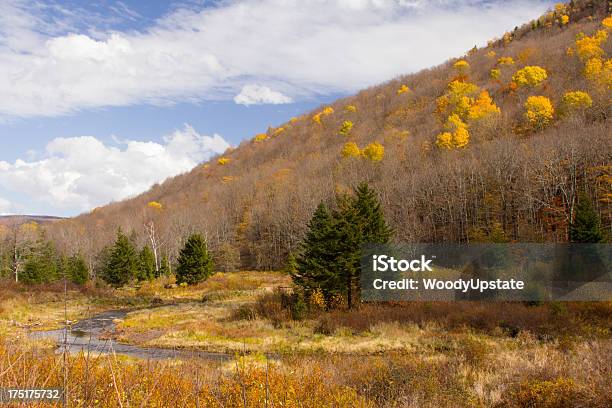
[0,215,64,226]
[47,0,611,270]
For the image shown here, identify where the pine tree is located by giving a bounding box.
[103,229,138,287]
[137,246,156,281]
[293,183,393,308]
[354,182,393,244]
[570,193,605,243]
[69,254,89,285]
[21,239,58,284]
[176,234,214,285]
[293,203,342,298]
[158,254,171,277]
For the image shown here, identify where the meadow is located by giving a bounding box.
[1,271,610,407]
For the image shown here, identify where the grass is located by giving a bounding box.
[1,271,611,406]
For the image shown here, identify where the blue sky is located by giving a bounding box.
[0,0,555,216]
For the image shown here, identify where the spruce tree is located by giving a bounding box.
[69,254,89,285]
[103,229,138,287]
[176,234,214,285]
[354,182,393,244]
[158,254,171,277]
[570,193,604,243]
[293,203,342,297]
[293,183,393,308]
[21,240,58,284]
[137,246,156,281]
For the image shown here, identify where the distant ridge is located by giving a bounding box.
[0,215,65,225]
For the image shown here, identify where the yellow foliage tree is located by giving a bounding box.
[341,142,361,158]
[453,60,470,71]
[345,105,357,112]
[497,57,515,65]
[218,157,230,165]
[147,201,162,210]
[490,68,501,79]
[436,114,470,149]
[561,91,593,113]
[312,107,334,124]
[512,66,548,87]
[273,127,285,136]
[339,121,353,136]
[560,15,569,25]
[524,96,554,130]
[362,142,385,162]
[575,30,607,60]
[397,84,410,94]
[603,16,612,29]
[467,91,501,120]
[254,133,268,142]
[487,51,496,58]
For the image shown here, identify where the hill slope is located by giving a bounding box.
[48,0,611,270]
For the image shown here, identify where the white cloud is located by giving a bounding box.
[0,197,12,214]
[0,0,554,118]
[234,84,292,106]
[0,125,230,213]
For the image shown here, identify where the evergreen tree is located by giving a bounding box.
[68,254,89,285]
[354,182,393,244]
[103,229,138,287]
[137,246,156,281]
[293,203,342,298]
[570,193,605,243]
[176,234,214,285]
[21,239,58,284]
[158,254,171,277]
[293,183,393,308]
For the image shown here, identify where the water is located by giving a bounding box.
[30,309,230,361]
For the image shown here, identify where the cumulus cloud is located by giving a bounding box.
[0,0,554,118]
[234,84,292,106]
[0,125,230,214]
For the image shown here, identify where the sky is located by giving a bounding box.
[0,0,555,217]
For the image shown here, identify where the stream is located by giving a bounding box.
[29,309,230,361]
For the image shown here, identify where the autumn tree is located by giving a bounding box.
[176,234,214,285]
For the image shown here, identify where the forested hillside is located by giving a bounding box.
[10,0,612,275]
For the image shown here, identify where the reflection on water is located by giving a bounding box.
[30,309,229,361]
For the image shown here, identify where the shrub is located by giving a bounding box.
[342,142,361,158]
[524,96,554,130]
[512,66,548,87]
[362,142,385,161]
[501,378,585,408]
[561,91,593,113]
